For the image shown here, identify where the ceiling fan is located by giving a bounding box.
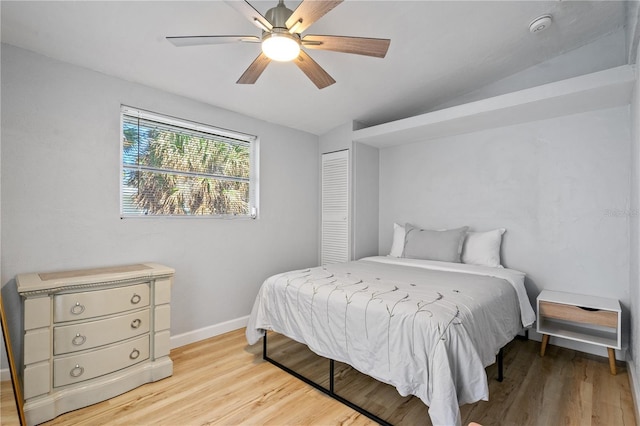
[167,0,391,89]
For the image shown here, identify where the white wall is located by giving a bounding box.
[628,36,640,416]
[319,122,353,154]
[0,44,320,368]
[352,142,379,260]
[378,106,631,357]
[626,1,640,64]
[0,35,4,378]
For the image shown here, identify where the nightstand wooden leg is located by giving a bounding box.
[608,348,616,375]
[540,334,549,357]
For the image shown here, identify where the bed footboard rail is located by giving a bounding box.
[262,333,509,425]
[263,332,392,426]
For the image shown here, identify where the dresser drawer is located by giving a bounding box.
[54,309,150,355]
[53,335,149,387]
[54,283,149,323]
[539,300,618,328]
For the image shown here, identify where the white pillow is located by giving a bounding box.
[388,223,405,257]
[461,228,506,268]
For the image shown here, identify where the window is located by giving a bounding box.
[121,106,258,218]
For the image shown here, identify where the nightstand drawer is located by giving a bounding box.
[539,300,617,328]
[54,308,150,355]
[54,283,149,323]
[53,335,149,387]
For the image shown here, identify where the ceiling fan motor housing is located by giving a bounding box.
[265,1,294,30]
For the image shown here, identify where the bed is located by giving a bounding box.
[247,254,535,425]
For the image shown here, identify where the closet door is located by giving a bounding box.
[321,150,350,265]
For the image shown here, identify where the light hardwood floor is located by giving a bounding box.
[1,328,636,425]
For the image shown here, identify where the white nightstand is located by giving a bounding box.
[537,289,621,375]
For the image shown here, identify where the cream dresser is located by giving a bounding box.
[16,263,174,425]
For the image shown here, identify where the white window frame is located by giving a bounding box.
[120,106,259,219]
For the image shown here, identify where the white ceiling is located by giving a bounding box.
[0,1,629,135]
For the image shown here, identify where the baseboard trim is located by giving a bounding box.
[627,354,640,423]
[0,368,10,382]
[169,315,249,349]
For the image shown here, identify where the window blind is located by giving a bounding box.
[121,106,258,217]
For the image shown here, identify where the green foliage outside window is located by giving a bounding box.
[121,108,256,217]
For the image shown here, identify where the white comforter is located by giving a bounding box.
[246,256,535,426]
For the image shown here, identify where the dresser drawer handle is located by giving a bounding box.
[70,365,84,378]
[129,349,140,360]
[130,319,142,329]
[130,293,142,304]
[72,333,86,346]
[70,302,85,315]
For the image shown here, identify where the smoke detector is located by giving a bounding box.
[529,15,552,34]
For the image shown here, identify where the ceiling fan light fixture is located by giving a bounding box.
[262,30,300,62]
[168,0,391,88]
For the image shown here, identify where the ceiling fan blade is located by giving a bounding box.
[225,0,273,31]
[237,52,272,84]
[286,0,343,34]
[167,35,260,47]
[302,35,390,58]
[293,50,335,89]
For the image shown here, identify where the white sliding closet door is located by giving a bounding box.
[321,150,350,265]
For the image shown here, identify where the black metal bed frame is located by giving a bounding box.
[263,331,528,425]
